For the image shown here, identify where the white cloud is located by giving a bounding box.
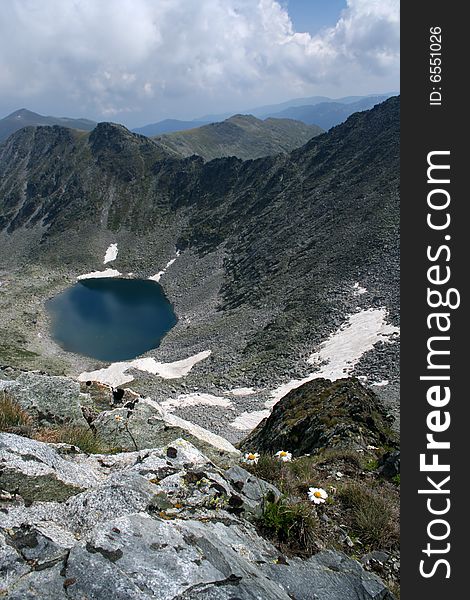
[0,0,399,125]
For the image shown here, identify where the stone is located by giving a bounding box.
[240,378,398,456]
[378,451,400,478]
[264,550,395,600]
[225,465,281,517]
[3,564,67,599]
[0,372,90,427]
[0,432,99,502]
[0,435,395,599]
[93,397,240,467]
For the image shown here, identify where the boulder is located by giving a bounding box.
[0,372,90,427]
[93,397,240,467]
[240,378,398,456]
[379,451,400,478]
[0,434,395,599]
[0,432,99,502]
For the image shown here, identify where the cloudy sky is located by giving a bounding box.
[0,0,399,127]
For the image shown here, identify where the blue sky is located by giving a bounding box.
[0,1,399,127]
[285,0,347,35]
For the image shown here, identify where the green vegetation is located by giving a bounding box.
[246,450,399,557]
[260,497,318,555]
[33,425,110,454]
[0,391,32,432]
[339,482,399,548]
[0,393,113,454]
[154,114,323,161]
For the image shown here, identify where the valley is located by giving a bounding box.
[0,98,400,442]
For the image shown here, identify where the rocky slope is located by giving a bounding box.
[0,97,399,439]
[152,114,323,160]
[240,378,398,456]
[0,432,394,599]
[0,369,397,598]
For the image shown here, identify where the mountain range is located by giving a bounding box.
[0,97,399,415]
[266,95,391,130]
[153,114,323,161]
[0,108,96,142]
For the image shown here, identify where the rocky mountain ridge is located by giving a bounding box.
[0,97,400,440]
[152,114,323,160]
[0,369,398,598]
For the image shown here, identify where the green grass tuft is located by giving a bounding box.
[0,392,32,432]
[339,482,398,548]
[33,425,109,454]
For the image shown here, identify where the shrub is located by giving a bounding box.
[0,392,32,432]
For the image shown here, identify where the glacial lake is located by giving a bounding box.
[47,278,177,362]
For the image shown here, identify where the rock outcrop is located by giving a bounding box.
[93,396,241,467]
[0,433,394,599]
[240,377,398,456]
[0,369,240,467]
[0,371,91,427]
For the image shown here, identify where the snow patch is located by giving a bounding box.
[142,398,240,455]
[149,250,181,282]
[230,410,270,431]
[353,282,367,296]
[77,350,211,387]
[77,268,121,280]
[161,393,232,411]
[225,387,257,397]
[104,243,118,264]
[372,379,389,387]
[266,308,399,410]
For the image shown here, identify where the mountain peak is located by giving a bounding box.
[7,108,40,119]
[0,109,96,143]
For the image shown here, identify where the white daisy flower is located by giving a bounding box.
[275,450,292,462]
[308,487,328,504]
[242,452,260,464]
[114,414,124,422]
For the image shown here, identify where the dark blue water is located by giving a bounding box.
[47,278,177,362]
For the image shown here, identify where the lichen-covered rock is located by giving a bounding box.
[0,432,99,502]
[0,435,395,599]
[240,377,398,456]
[0,371,91,427]
[93,397,240,467]
[225,464,281,517]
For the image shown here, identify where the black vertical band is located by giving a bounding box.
[401,4,467,597]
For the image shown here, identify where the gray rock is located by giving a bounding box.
[65,514,226,600]
[93,398,240,467]
[3,564,67,599]
[0,435,395,599]
[0,432,99,502]
[379,451,400,478]
[0,531,29,593]
[240,378,398,456]
[1,372,90,427]
[225,465,281,518]
[265,550,395,600]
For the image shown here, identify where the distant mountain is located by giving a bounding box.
[0,109,96,142]
[132,119,210,137]
[195,93,396,122]
[153,114,324,160]
[266,95,392,130]
[0,98,399,388]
